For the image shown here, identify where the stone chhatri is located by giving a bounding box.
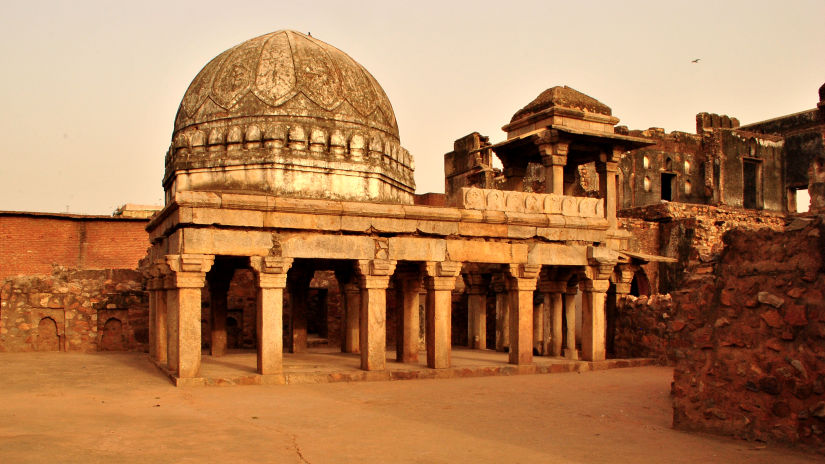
[510,85,612,122]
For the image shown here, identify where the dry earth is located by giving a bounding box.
[0,352,820,463]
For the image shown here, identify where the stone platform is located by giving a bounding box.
[152,347,654,386]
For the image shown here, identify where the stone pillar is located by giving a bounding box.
[397,273,422,363]
[341,282,361,353]
[465,271,487,350]
[207,269,232,357]
[536,279,566,356]
[165,254,214,378]
[581,278,610,362]
[146,264,163,362]
[250,256,292,376]
[286,269,312,353]
[424,261,462,369]
[491,273,510,352]
[597,153,619,229]
[355,259,397,371]
[532,296,545,355]
[506,264,541,365]
[564,284,578,360]
[539,141,568,195]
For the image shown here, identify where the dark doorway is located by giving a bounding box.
[743,160,760,209]
[661,173,676,201]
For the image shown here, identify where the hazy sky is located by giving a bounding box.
[1,0,823,215]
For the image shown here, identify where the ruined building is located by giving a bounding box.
[1,29,824,452]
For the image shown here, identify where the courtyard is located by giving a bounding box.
[0,352,819,463]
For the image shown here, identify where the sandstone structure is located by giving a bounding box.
[144,32,655,385]
[1,27,824,454]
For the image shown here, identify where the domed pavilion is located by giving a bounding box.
[145,31,648,386]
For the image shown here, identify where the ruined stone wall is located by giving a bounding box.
[0,268,148,352]
[614,294,674,364]
[621,203,785,293]
[671,218,825,453]
[0,213,150,280]
[619,129,707,208]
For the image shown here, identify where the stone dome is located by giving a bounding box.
[164,30,415,205]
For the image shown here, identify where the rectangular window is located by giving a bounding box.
[661,172,676,201]
[743,159,761,209]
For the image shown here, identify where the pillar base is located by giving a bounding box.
[564,349,579,360]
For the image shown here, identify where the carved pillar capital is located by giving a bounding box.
[424,261,462,291]
[165,254,214,288]
[506,263,541,291]
[356,259,397,289]
[250,256,293,289]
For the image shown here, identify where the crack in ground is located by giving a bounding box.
[292,434,310,464]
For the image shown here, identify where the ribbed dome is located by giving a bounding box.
[164,30,415,206]
[174,30,398,139]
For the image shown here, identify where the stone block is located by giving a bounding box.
[415,220,458,236]
[263,211,341,231]
[527,243,587,266]
[446,240,526,264]
[458,222,507,237]
[182,228,272,255]
[388,237,446,261]
[403,205,462,221]
[280,233,374,259]
[507,225,536,239]
[340,216,417,233]
[192,208,264,227]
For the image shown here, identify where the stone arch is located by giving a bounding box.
[100,317,126,351]
[36,317,60,352]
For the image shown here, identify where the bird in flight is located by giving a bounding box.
[691,58,701,63]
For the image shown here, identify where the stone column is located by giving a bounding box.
[250,256,292,376]
[581,278,610,362]
[597,153,619,229]
[581,247,618,361]
[286,269,312,353]
[532,296,545,355]
[506,264,541,365]
[165,254,214,378]
[564,284,578,360]
[536,280,566,356]
[539,141,568,195]
[145,264,162,362]
[207,268,232,357]
[424,261,462,369]
[355,259,397,371]
[465,271,487,350]
[491,273,510,352]
[397,273,422,363]
[341,282,361,353]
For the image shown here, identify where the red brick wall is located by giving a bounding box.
[0,213,150,279]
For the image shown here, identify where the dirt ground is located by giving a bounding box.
[0,352,820,463]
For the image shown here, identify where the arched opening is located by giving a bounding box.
[36,317,60,352]
[100,317,125,351]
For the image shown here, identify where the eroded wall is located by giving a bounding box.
[0,268,148,352]
[670,218,825,453]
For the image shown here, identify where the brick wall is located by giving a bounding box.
[0,212,150,279]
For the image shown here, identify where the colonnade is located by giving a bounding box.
[147,254,632,380]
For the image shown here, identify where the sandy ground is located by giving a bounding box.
[0,352,820,464]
